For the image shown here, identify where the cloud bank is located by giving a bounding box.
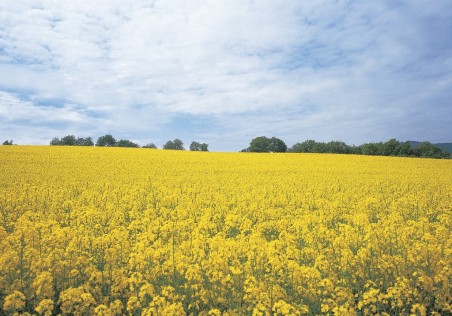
[1,0,451,150]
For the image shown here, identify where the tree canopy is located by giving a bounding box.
[163,139,184,150]
[43,134,450,159]
[288,139,450,159]
[142,143,157,149]
[116,139,139,148]
[51,135,138,148]
[96,135,117,147]
[189,141,209,151]
[50,136,94,146]
[247,136,287,153]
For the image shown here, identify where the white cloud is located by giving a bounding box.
[0,0,451,149]
[0,92,85,123]
[0,91,107,144]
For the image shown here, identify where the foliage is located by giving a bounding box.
[290,139,325,153]
[76,137,95,146]
[96,134,117,147]
[50,137,61,146]
[248,136,270,152]
[142,143,157,149]
[163,138,184,150]
[409,141,452,154]
[116,139,140,148]
[359,139,450,158]
[50,134,138,148]
[413,141,449,158]
[190,141,209,151]
[434,142,452,153]
[2,140,13,145]
[268,137,288,153]
[51,135,138,148]
[289,139,450,159]
[358,142,381,156]
[290,139,355,154]
[0,146,451,315]
[50,135,94,146]
[247,136,287,152]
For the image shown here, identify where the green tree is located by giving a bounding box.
[2,140,13,145]
[200,143,208,151]
[358,139,415,157]
[61,135,77,146]
[248,136,287,153]
[143,143,157,149]
[173,139,184,150]
[268,137,287,153]
[249,136,270,152]
[382,139,401,156]
[325,141,352,154]
[396,142,414,156]
[190,141,209,151]
[414,142,450,158]
[287,138,449,159]
[96,135,117,147]
[116,139,139,148]
[75,137,94,146]
[290,140,318,153]
[163,139,184,150]
[358,142,382,156]
[51,136,93,146]
[49,135,75,146]
[314,141,328,153]
[50,137,62,146]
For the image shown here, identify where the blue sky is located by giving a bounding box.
[1,0,451,151]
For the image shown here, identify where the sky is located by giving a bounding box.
[1,0,451,151]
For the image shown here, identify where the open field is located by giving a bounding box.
[0,146,451,315]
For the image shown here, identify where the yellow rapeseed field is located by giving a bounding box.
[0,146,451,315]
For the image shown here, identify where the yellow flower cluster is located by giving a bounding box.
[0,146,450,315]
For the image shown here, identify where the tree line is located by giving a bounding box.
[2,135,450,158]
[49,135,209,151]
[242,136,451,159]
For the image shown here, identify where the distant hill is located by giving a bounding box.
[407,141,452,153]
[435,143,452,153]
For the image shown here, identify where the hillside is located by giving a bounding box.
[435,142,452,153]
[407,141,452,153]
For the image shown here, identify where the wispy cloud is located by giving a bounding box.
[1,0,451,150]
